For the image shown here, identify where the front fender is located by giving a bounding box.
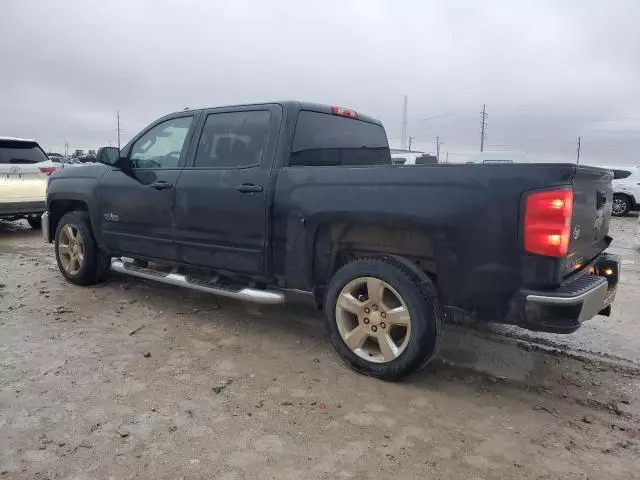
[46,164,108,243]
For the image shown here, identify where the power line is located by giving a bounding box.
[417,112,455,122]
[480,104,488,152]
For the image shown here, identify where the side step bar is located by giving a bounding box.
[110,259,285,305]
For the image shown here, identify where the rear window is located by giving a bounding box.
[613,169,632,180]
[290,111,390,167]
[0,140,49,164]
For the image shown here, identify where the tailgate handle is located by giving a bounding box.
[596,190,606,210]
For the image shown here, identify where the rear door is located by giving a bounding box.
[173,105,281,274]
[566,166,614,273]
[0,140,48,211]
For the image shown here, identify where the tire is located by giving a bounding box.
[54,211,111,285]
[27,215,42,230]
[324,257,443,380]
[612,195,631,217]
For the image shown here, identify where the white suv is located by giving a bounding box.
[605,165,640,217]
[0,137,57,229]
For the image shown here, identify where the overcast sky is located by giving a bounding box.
[2,0,639,164]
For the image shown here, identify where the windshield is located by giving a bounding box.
[0,140,49,164]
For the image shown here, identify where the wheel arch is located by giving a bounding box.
[48,199,90,243]
[310,222,439,306]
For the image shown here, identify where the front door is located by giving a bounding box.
[99,114,196,260]
[173,106,280,274]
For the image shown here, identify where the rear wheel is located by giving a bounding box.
[26,215,42,230]
[612,195,631,217]
[55,211,111,285]
[324,257,443,380]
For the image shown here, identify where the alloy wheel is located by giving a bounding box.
[612,198,627,216]
[57,224,85,275]
[335,276,411,363]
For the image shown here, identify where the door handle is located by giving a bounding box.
[149,181,173,190]
[236,183,263,193]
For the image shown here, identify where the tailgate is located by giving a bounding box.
[565,166,613,274]
[0,164,47,203]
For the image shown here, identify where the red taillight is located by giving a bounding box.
[331,106,358,119]
[524,188,574,257]
[39,166,57,176]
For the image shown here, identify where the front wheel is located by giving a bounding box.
[324,257,443,380]
[54,211,111,285]
[612,195,631,217]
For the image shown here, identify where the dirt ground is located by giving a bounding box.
[1,218,639,479]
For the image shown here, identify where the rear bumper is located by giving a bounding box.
[512,253,620,333]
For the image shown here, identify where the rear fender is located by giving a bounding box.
[311,223,437,286]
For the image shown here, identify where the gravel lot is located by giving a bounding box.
[1,218,639,479]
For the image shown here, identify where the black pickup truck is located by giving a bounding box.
[43,101,620,379]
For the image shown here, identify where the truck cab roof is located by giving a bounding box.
[173,101,384,126]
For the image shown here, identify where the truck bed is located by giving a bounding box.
[273,162,613,322]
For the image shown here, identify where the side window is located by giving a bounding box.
[130,116,193,169]
[193,110,271,168]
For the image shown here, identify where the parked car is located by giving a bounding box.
[77,153,97,163]
[48,154,78,167]
[468,151,530,164]
[0,137,57,229]
[599,165,640,217]
[391,152,438,165]
[43,101,620,380]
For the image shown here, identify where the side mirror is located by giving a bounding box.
[96,147,121,166]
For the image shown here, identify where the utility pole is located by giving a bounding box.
[445,152,449,164]
[117,110,122,150]
[435,136,443,162]
[408,136,413,151]
[64,140,69,158]
[480,104,488,152]
[576,136,582,164]
[401,95,408,150]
